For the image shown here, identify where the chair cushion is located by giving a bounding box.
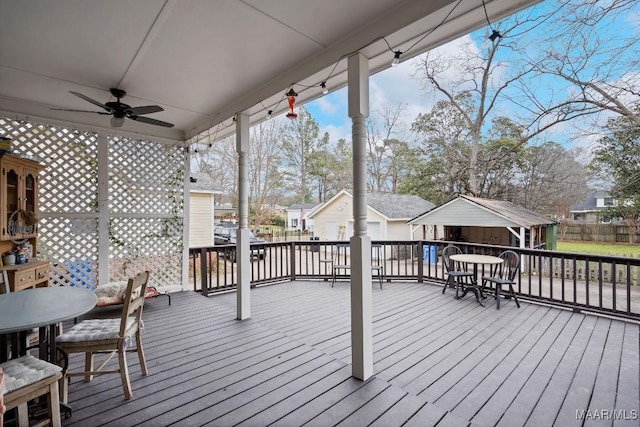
[56,317,138,343]
[0,355,62,394]
[95,281,128,306]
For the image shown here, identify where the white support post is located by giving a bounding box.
[236,112,251,320]
[348,52,373,381]
[182,145,190,291]
[97,133,109,286]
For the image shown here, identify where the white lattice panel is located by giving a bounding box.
[109,137,184,215]
[1,118,185,289]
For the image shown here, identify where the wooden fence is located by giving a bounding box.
[558,223,639,243]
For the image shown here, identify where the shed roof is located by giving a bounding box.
[287,203,322,211]
[189,172,220,193]
[368,193,436,219]
[409,195,555,228]
[309,190,435,221]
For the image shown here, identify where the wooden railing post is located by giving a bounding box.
[417,241,424,283]
[200,248,208,297]
[290,241,296,281]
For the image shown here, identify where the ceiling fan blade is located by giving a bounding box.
[129,115,175,128]
[51,108,110,114]
[70,91,113,112]
[127,105,164,115]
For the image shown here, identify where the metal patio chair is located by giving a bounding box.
[481,250,521,309]
[441,245,474,298]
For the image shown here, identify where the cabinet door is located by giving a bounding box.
[22,167,39,238]
[2,164,20,239]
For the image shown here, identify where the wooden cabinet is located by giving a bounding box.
[0,153,44,241]
[1,260,50,292]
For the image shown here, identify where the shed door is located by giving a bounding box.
[346,221,381,240]
[326,222,337,240]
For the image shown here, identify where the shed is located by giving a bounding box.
[286,203,321,231]
[189,172,221,248]
[408,195,557,249]
[308,190,435,241]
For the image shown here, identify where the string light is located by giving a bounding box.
[391,51,402,67]
[321,82,328,95]
[481,0,502,48]
[384,0,462,66]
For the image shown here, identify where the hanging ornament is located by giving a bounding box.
[285,88,298,119]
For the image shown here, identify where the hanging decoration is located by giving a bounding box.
[285,88,298,119]
[7,209,38,245]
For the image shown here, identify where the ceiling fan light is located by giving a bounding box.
[111,116,125,127]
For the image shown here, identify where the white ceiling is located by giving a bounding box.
[0,0,540,143]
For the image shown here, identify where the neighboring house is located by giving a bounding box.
[570,191,616,223]
[213,202,237,223]
[409,195,557,249]
[189,172,222,248]
[307,190,435,241]
[286,203,321,231]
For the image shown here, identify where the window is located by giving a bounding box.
[291,218,298,227]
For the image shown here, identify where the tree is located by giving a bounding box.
[412,8,604,197]
[530,0,640,129]
[366,102,412,192]
[513,142,587,215]
[411,98,528,199]
[281,107,326,203]
[248,121,285,228]
[590,112,640,243]
[191,136,237,205]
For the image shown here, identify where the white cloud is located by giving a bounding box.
[314,93,341,116]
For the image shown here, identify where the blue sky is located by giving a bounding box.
[302,1,640,159]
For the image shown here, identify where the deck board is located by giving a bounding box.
[55,280,640,427]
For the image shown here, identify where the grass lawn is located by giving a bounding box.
[557,241,640,258]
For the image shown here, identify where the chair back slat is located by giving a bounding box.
[120,271,150,337]
[442,245,464,273]
[497,250,520,281]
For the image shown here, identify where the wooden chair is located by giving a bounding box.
[1,367,4,427]
[331,244,351,287]
[481,250,521,309]
[441,245,474,298]
[0,270,8,294]
[0,355,63,427]
[371,244,384,289]
[56,271,150,401]
[331,243,384,289]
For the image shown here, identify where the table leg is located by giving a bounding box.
[460,263,485,307]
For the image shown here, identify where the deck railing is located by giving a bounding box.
[188,240,640,321]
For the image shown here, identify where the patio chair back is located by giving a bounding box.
[491,250,520,281]
[441,245,462,273]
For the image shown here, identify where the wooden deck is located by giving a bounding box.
[61,280,640,427]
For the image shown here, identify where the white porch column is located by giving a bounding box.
[348,52,373,381]
[182,145,190,291]
[97,133,109,286]
[236,112,251,320]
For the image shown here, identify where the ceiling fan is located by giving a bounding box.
[52,88,174,128]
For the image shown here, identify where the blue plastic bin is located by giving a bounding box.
[65,258,97,289]
[423,245,437,263]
